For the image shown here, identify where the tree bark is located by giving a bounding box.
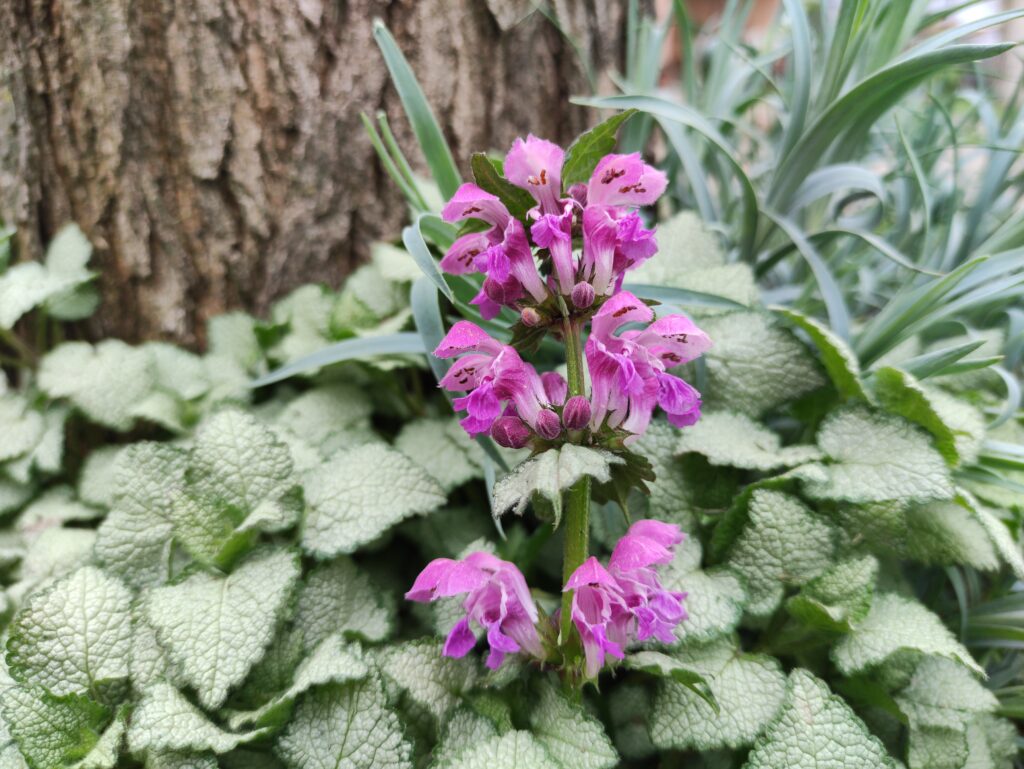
[0,0,631,348]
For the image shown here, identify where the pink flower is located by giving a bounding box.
[435,321,558,439]
[530,201,576,295]
[609,520,687,644]
[505,135,565,215]
[564,520,688,677]
[587,153,667,209]
[406,552,543,669]
[564,557,631,678]
[586,292,710,438]
[442,183,512,230]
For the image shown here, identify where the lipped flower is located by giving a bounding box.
[586,291,711,439]
[406,552,543,669]
[564,520,687,677]
[435,320,561,441]
[437,136,670,309]
[440,184,549,318]
[608,520,687,645]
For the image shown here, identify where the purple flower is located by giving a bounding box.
[564,557,631,678]
[441,183,512,230]
[530,201,576,295]
[406,551,543,669]
[609,520,687,644]
[586,292,711,438]
[564,520,688,677]
[435,321,557,438]
[505,135,565,215]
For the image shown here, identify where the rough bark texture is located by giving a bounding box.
[0,0,631,347]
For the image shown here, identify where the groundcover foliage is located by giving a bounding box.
[1,6,1023,769]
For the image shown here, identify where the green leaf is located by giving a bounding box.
[895,657,997,732]
[832,593,983,677]
[625,211,758,309]
[431,707,501,768]
[874,368,985,467]
[39,341,156,430]
[470,154,536,222]
[301,443,445,558]
[395,417,485,493]
[7,566,132,698]
[528,685,618,769]
[660,538,746,643]
[93,444,187,588]
[293,557,394,647]
[437,731,560,769]
[145,549,300,709]
[743,669,896,769]
[492,445,624,523]
[802,407,953,503]
[224,635,368,729]
[724,489,836,616]
[273,385,374,456]
[69,706,126,769]
[786,555,878,632]
[700,312,827,416]
[207,312,263,372]
[561,110,638,187]
[378,639,478,721]
[623,651,717,711]
[0,224,93,330]
[774,307,869,400]
[632,420,698,528]
[649,638,786,751]
[127,684,270,756]
[76,447,122,509]
[276,677,412,769]
[2,686,108,769]
[251,333,425,388]
[0,397,44,463]
[372,21,460,199]
[190,408,294,515]
[677,411,822,471]
[402,216,453,302]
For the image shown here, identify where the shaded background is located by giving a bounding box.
[0,1,631,347]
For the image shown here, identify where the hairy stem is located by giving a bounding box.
[559,314,590,645]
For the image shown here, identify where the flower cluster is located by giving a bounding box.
[434,134,711,447]
[405,520,686,675]
[440,136,668,318]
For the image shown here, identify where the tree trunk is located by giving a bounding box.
[0,0,631,348]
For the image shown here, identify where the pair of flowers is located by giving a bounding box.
[439,136,667,319]
[435,291,711,444]
[405,520,687,677]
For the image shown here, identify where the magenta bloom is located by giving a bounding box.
[440,183,548,315]
[564,557,631,678]
[406,552,543,669]
[435,321,559,439]
[586,292,711,438]
[587,153,668,208]
[609,520,688,644]
[564,520,688,677]
[505,135,565,215]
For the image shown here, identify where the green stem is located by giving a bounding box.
[559,314,590,645]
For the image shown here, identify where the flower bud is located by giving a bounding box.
[562,395,592,430]
[534,409,562,440]
[491,416,531,449]
[571,281,595,309]
[540,371,568,405]
[520,307,542,327]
